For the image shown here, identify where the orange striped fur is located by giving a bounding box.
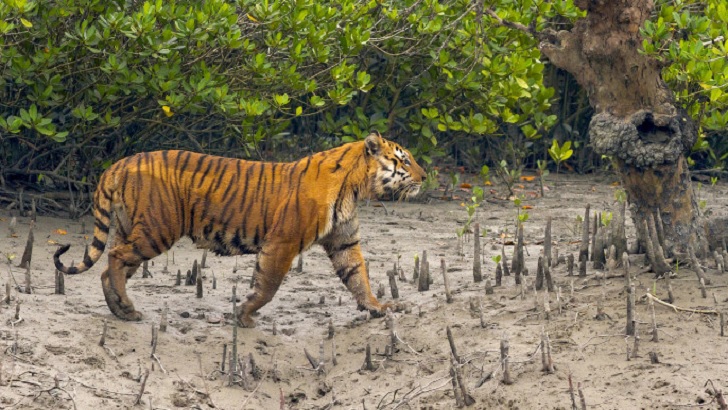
[54,132,426,326]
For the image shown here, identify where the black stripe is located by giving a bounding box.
[315,159,322,178]
[220,197,237,229]
[131,154,143,222]
[152,165,175,242]
[302,155,312,175]
[287,161,298,183]
[132,244,146,260]
[91,237,105,250]
[239,164,254,213]
[262,201,268,237]
[179,151,192,173]
[336,263,361,285]
[231,229,244,253]
[332,146,351,172]
[332,170,353,225]
[211,158,226,192]
[159,231,172,251]
[197,157,214,189]
[254,162,265,202]
[299,238,304,253]
[191,154,206,178]
[214,231,225,248]
[329,241,359,256]
[270,163,277,191]
[220,160,240,203]
[83,252,94,267]
[98,207,111,220]
[173,150,183,171]
[145,228,162,255]
[188,198,201,237]
[203,223,214,240]
[94,220,109,233]
[276,164,285,197]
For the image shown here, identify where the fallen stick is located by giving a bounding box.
[644,293,718,315]
[134,369,150,405]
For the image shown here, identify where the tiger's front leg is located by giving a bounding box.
[322,221,393,317]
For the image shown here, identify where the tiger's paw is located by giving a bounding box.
[117,310,143,322]
[364,301,402,318]
[237,314,256,328]
[236,302,257,328]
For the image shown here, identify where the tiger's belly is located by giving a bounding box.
[189,231,260,257]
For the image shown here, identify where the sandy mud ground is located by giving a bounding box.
[1,174,727,409]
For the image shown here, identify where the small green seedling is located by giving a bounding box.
[421,169,440,193]
[513,197,529,224]
[601,212,613,227]
[480,164,491,185]
[548,139,573,188]
[536,159,549,197]
[497,160,521,198]
[448,172,461,200]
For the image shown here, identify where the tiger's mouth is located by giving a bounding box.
[391,182,421,199]
[404,183,421,198]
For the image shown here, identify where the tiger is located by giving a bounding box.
[54,131,426,327]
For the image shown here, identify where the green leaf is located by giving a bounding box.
[310,95,325,107]
[274,93,290,106]
[710,87,723,102]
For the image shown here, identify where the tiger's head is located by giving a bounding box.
[365,131,427,199]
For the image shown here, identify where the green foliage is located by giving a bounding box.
[5,0,726,188]
[640,0,728,168]
[1,0,575,185]
[614,188,627,204]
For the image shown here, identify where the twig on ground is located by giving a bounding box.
[644,293,718,315]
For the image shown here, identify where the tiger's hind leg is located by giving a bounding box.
[237,242,298,328]
[101,250,143,321]
[101,265,142,321]
[322,219,393,318]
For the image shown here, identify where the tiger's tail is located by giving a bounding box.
[54,176,113,275]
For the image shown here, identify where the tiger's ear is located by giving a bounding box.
[364,131,382,156]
